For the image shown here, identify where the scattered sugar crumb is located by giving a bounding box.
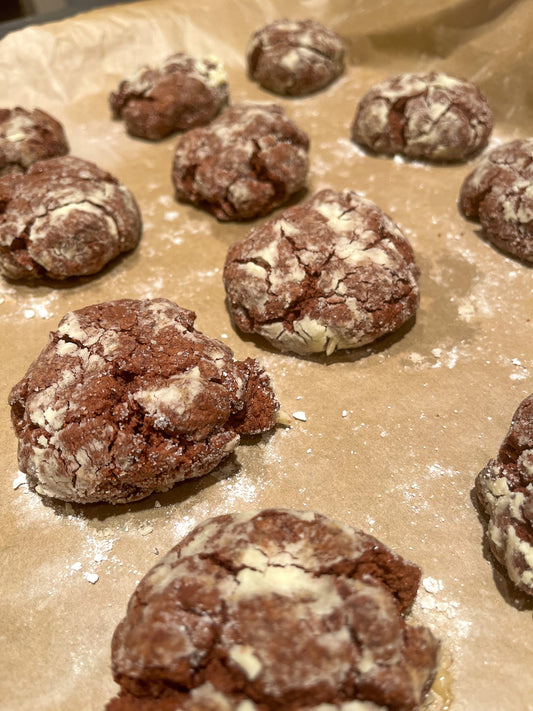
[13,472,26,490]
[71,562,82,571]
[292,411,307,421]
[83,573,99,584]
[423,576,443,594]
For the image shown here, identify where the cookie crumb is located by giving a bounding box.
[12,472,26,489]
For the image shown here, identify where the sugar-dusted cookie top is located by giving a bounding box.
[0,155,141,281]
[0,107,69,175]
[476,393,533,596]
[459,138,533,263]
[110,52,229,140]
[8,298,279,504]
[107,508,440,710]
[247,18,345,96]
[223,188,420,356]
[351,71,493,162]
[172,102,309,221]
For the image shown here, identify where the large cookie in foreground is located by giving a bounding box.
[110,53,229,140]
[351,72,492,162]
[246,18,345,96]
[223,189,420,356]
[171,102,309,221]
[8,298,279,504]
[0,107,69,175]
[107,508,440,711]
[459,138,533,264]
[475,394,533,596]
[0,155,141,281]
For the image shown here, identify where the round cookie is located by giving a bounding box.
[106,508,440,711]
[458,138,533,263]
[171,102,309,221]
[351,71,493,162]
[0,155,141,281]
[223,188,420,356]
[109,52,229,140]
[475,394,533,596]
[246,18,344,96]
[8,298,279,504]
[0,107,69,176]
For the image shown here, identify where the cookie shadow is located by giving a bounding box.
[469,486,533,612]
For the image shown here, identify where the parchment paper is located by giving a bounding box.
[0,1,532,710]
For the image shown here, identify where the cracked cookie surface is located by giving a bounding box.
[110,53,229,140]
[459,138,533,263]
[351,72,492,162]
[106,508,440,711]
[8,298,279,504]
[0,107,69,175]
[171,102,309,221]
[0,155,141,281]
[246,18,344,97]
[475,394,533,596]
[223,189,420,356]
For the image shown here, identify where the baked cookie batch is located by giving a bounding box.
[4,13,533,711]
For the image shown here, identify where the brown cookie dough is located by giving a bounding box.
[171,102,309,221]
[351,72,493,162]
[0,107,69,175]
[8,298,279,504]
[459,138,533,263]
[475,394,533,596]
[223,189,420,356]
[246,18,344,97]
[109,53,230,140]
[107,508,440,711]
[0,155,141,281]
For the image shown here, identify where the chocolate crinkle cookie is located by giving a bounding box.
[459,138,533,263]
[475,394,533,596]
[351,71,492,162]
[246,18,344,96]
[0,107,69,175]
[106,508,440,711]
[8,298,279,504]
[171,102,309,221]
[223,189,420,356]
[0,155,141,281]
[109,52,229,140]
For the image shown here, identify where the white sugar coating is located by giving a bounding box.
[2,112,34,141]
[133,367,206,419]
[229,645,263,680]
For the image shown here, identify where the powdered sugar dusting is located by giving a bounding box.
[414,577,473,641]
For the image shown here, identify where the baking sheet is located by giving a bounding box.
[0,1,532,709]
